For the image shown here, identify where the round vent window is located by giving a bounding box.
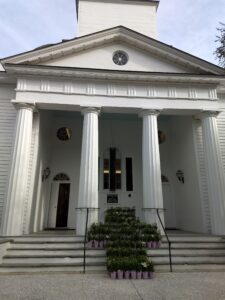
[57,127,72,141]
[113,51,128,66]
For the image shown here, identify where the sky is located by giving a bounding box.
[0,0,224,65]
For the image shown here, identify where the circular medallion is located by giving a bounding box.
[57,127,72,141]
[113,51,128,66]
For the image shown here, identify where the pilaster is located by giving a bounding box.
[198,111,225,235]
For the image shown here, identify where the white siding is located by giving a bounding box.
[78,0,157,38]
[0,85,16,227]
[193,119,211,233]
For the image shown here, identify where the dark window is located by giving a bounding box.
[103,148,121,190]
[126,158,133,191]
[103,159,109,189]
[109,148,116,191]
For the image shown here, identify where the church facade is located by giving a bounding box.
[0,0,225,237]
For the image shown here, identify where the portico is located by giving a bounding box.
[1,82,225,237]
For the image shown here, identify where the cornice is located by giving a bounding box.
[1,26,224,75]
[4,64,224,85]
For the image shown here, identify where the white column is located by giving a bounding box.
[199,111,225,235]
[140,109,164,229]
[1,103,34,236]
[76,107,100,235]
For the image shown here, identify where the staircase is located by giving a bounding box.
[153,232,225,272]
[0,234,106,274]
[1,232,225,273]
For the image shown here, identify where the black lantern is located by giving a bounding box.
[42,167,51,182]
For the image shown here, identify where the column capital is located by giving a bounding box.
[14,102,35,112]
[195,110,220,120]
[139,109,161,118]
[81,107,101,116]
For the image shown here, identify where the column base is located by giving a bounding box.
[76,209,99,236]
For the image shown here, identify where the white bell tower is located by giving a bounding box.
[77,0,159,38]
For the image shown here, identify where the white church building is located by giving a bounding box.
[1,0,225,238]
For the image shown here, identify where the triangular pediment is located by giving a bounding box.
[1,26,224,75]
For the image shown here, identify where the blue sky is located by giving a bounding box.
[0,0,224,65]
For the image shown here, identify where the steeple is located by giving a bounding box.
[77,0,159,38]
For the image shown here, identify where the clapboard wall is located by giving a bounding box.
[0,84,16,228]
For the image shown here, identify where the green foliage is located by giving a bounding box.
[87,207,160,272]
[215,22,225,67]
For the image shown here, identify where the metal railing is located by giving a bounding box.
[142,207,172,272]
[75,207,100,273]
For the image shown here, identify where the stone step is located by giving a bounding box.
[6,249,105,256]
[7,248,225,257]
[147,249,225,256]
[9,243,85,249]
[0,264,107,274]
[2,256,106,264]
[152,256,225,264]
[160,242,225,249]
[163,236,224,242]
[4,251,105,258]
[155,264,225,272]
[10,236,84,243]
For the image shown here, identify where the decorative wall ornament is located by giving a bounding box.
[53,173,70,181]
[161,175,169,183]
[57,127,72,141]
[176,170,184,184]
[42,167,51,182]
[112,50,128,66]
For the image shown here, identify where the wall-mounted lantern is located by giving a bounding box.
[158,130,166,144]
[42,167,51,182]
[176,170,184,184]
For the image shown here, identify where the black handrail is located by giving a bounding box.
[142,207,172,272]
[75,207,100,273]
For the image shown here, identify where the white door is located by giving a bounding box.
[48,182,59,228]
[162,183,176,228]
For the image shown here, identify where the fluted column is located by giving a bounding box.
[1,103,34,236]
[199,111,225,235]
[76,107,100,235]
[140,109,164,229]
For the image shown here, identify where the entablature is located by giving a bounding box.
[16,77,218,102]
